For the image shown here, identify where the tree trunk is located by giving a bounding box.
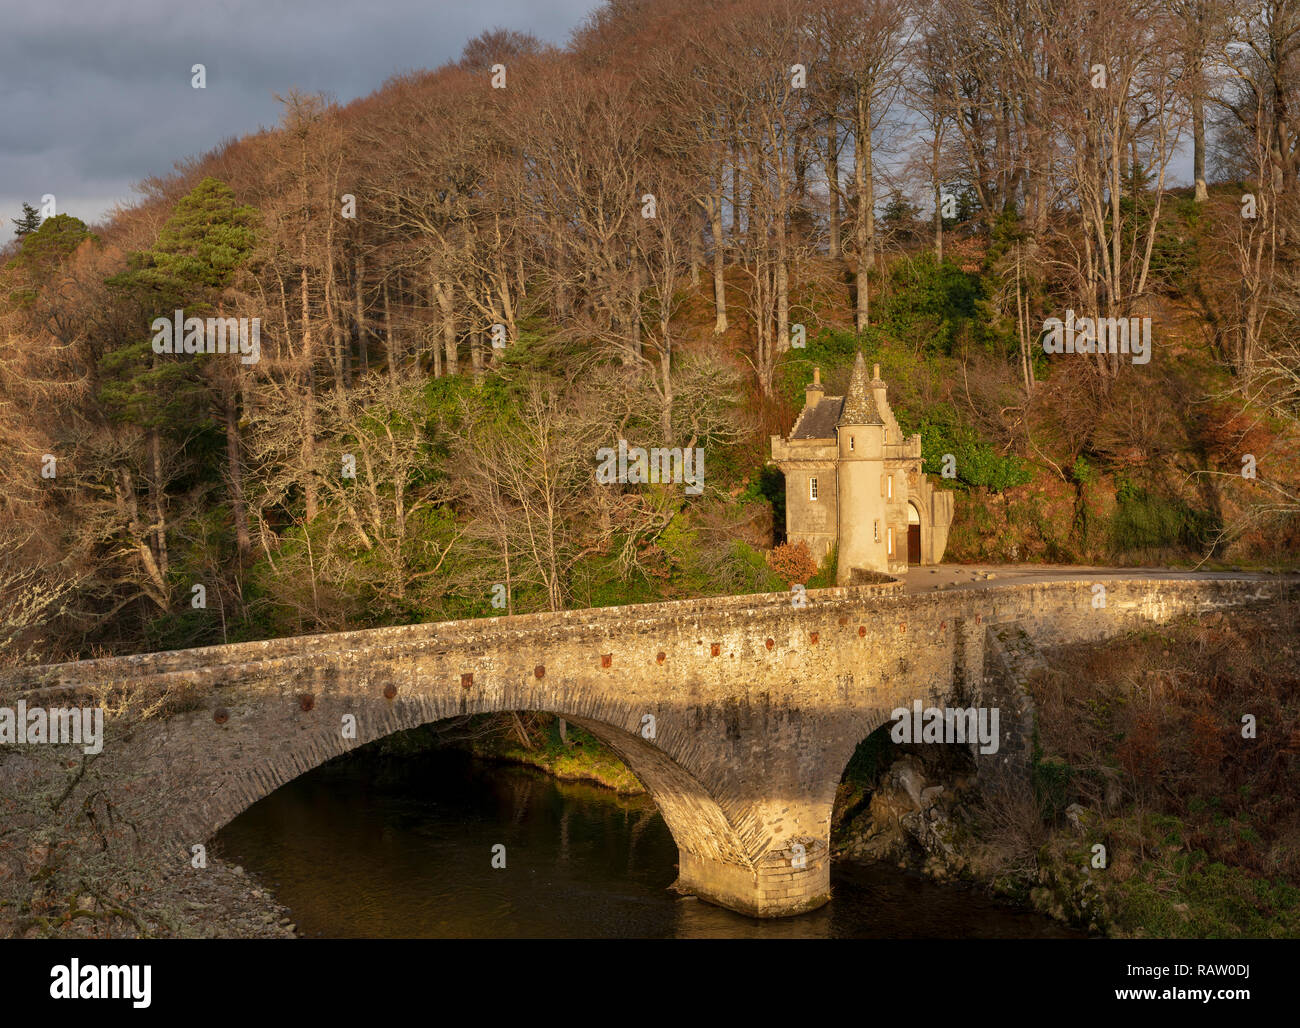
[659,338,673,445]
[1192,87,1209,202]
[148,428,169,584]
[630,245,644,360]
[826,114,841,258]
[225,391,251,558]
[434,278,458,375]
[325,225,346,396]
[731,154,743,242]
[932,127,943,262]
[855,91,874,332]
[300,265,319,522]
[776,214,790,353]
[354,255,368,376]
[511,712,534,749]
[470,328,484,381]
[709,190,728,334]
[383,279,399,386]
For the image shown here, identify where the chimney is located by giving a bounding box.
[806,366,824,406]
[871,363,888,424]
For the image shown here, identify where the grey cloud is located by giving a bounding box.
[1,0,599,240]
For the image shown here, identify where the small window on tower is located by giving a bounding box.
[888,527,894,554]
[809,477,819,501]
[887,475,893,499]
[849,436,855,451]
[884,428,889,443]
[874,520,880,543]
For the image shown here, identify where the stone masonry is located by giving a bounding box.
[1,575,1290,919]
[771,353,955,581]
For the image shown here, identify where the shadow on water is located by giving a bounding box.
[215,748,1081,939]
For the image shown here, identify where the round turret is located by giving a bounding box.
[835,352,889,584]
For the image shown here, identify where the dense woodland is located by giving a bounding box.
[2,0,1299,664]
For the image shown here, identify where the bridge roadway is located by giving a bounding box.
[1,567,1291,918]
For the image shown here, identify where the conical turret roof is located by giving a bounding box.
[836,351,883,426]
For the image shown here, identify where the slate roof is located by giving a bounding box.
[790,396,845,440]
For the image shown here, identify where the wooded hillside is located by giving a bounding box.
[2,0,1297,662]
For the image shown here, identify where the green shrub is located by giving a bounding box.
[910,409,1031,492]
[1110,485,1218,555]
[874,251,980,356]
[1032,754,1074,820]
[808,544,838,589]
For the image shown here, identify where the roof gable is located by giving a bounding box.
[791,396,844,439]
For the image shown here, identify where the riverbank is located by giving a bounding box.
[167,859,298,939]
[831,604,1300,938]
[2,854,296,939]
[468,716,648,795]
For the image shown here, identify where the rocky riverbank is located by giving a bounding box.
[831,606,1300,939]
[833,752,978,882]
[163,858,298,939]
[3,854,296,939]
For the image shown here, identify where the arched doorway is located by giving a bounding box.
[907,502,922,564]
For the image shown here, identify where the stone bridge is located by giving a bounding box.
[2,574,1290,918]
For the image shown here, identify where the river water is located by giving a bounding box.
[215,748,1079,938]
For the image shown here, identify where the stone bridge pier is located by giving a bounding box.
[3,576,1287,918]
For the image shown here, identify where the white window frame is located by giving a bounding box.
[887,527,894,554]
[809,476,819,501]
[887,475,893,499]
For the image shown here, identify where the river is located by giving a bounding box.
[214,747,1080,938]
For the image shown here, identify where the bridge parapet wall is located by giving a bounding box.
[0,574,1290,919]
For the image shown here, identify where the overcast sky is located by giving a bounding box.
[3,0,1200,246]
[0,0,601,242]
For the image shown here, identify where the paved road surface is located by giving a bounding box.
[900,563,1290,594]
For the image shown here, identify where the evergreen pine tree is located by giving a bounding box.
[11,202,43,238]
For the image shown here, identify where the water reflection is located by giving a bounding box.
[215,748,1080,939]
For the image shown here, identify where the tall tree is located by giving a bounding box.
[11,202,42,239]
[147,178,260,557]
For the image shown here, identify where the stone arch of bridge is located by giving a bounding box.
[816,695,986,854]
[798,705,907,854]
[195,695,755,881]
